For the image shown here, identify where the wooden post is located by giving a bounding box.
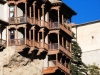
[42,4,45,26]
[42,30,44,48]
[70,42,72,52]
[58,8,60,27]
[24,27,26,44]
[33,1,36,24]
[66,40,68,49]
[6,26,8,47]
[56,54,58,65]
[29,30,31,46]
[62,14,64,25]
[58,33,60,49]
[15,4,17,23]
[62,36,64,47]
[29,6,31,18]
[47,12,49,23]
[25,2,27,21]
[16,28,18,45]
[38,9,40,25]
[33,29,35,47]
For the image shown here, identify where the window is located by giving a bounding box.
[10,6,14,18]
[10,30,15,39]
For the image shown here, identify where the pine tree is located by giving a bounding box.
[88,63,100,75]
[70,33,88,75]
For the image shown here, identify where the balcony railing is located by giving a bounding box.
[50,22,72,36]
[9,17,26,24]
[48,43,71,57]
[48,60,69,74]
[56,61,70,74]
[40,20,49,29]
[48,43,58,50]
[8,38,25,46]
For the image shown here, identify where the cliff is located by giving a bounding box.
[0,47,45,75]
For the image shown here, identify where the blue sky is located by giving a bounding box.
[62,0,100,24]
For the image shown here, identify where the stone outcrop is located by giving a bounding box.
[0,47,45,75]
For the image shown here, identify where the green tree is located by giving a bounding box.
[70,33,88,75]
[88,64,100,75]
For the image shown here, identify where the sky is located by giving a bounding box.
[62,0,100,24]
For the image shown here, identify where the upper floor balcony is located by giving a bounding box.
[49,22,72,37]
[48,43,71,58]
[9,17,49,29]
[8,38,48,51]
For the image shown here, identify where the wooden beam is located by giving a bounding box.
[24,27,26,44]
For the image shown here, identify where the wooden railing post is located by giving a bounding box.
[33,1,36,24]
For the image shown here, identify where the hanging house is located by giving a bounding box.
[0,0,77,75]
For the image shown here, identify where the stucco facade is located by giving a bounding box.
[72,20,100,67]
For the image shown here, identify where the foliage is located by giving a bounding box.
[70,32,88,75]
[88,63,100,75]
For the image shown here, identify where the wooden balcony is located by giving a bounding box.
[39,42,48,50]
[56,61,70,74]
[50,22,72,37]
[9,17,36,25]
[8,38,25,46]
[43,60,70,74]
[48,43,71,58]
[40,20,49,29]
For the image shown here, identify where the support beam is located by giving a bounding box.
[42,4,45,26]
[24,27,26,44]
[33,1,36,24]
[58,9,60,27]
[6,26,8,47]
[33,29,35,47]
[16,28,18,45]
[62,36,64,47]
[62,14,64,25]
[42,31,44,48]
[58,33,60,49]
[29,30,31,46]
[25,2,27,21]
[38,9,40,25]
[29,6,31,18]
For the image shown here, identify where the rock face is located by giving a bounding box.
[0,47,44,75]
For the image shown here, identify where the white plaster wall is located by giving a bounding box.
[44,55,48,69]
[72,22,100,67]
[3,3,9,22]
[0,4,4,20]
[17,7,23,17]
